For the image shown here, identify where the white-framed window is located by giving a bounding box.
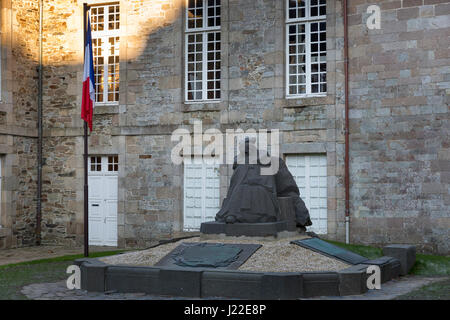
[90,155,119,173]
[286,0,327,97]
[185,0,221,102]
[90,3,120,104]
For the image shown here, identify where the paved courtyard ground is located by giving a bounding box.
[19,276,447,300]
[0,245,121,266]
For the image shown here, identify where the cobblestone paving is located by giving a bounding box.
[20,276,446,300]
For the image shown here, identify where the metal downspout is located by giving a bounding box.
[343,0,350,244]
[36,0,43,245]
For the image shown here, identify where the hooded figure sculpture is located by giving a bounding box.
[215,138,312,227]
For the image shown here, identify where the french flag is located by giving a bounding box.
[81,15,95,131]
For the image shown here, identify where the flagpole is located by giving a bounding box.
[83,3,89,258]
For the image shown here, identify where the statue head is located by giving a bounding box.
[238,136,257,155]
[235,136,257,165]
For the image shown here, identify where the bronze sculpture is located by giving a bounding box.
[215,138,312,228]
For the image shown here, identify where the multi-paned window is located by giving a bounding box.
[185,0,221,102]
[90,156,119,172]
[90,3,120,104]
[108,155,119,172]
[286,0,326,97]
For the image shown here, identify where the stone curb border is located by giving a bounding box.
[74,244,415,299]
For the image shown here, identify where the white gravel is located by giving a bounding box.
[99,236,350,272]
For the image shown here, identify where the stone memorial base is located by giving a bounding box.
[200,221,299,238]
[199,196,300,238]
[75,243,416,299]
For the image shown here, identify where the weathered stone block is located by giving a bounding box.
[105,266,160,294]
[362,256,401,283]
[382,244,416,275]
[338,264,369,296]
[159,268,202,297]
[261,273,303,300]
[200,221,289,237]
[302,272,340,298]
[75,259,108,292]
[201,271,263,299]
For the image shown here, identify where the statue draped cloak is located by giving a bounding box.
[215,152,312,227]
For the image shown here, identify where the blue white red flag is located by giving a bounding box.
[81,15,95,131]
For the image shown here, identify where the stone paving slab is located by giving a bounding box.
[0,245,121,266]
[304,276,446,300]
[20,276,447,300]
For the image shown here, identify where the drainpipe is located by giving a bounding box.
[343,0,350,244]
[36,0,43,245]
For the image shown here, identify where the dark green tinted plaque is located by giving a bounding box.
[291,238,368,265]
[155,242,262,270]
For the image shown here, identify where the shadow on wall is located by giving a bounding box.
[0,0,186,248]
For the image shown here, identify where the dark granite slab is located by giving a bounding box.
[154,242,262,270]
[200,221,289,237]
[291,238,369,265]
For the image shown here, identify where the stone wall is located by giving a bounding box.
[1,0,448,254]
[347,0,450,254]
[39,0,187,247]
[0,0,39,248]
[35,0,345,248]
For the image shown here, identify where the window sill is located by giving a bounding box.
[94,104,119,114]
[183,100,222,112]
[286,94,327,99]
[284,94,334,107]
[184,100,221,105]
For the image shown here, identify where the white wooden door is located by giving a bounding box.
[286,154,328,234]
[88,155,118,246]
[183,158,220,231]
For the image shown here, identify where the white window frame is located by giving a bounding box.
[185,0,221,103]
[89,3,120,105]
[89,155,119,175]
[285,0,327,98]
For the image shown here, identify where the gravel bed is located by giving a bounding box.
[99,236,350,272]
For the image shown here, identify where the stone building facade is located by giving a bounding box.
[0,0,40,248]
[0,0,448,254]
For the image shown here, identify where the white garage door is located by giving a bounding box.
[183,158,221,231]
[286,154,327,234]
[88,155,118,246]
